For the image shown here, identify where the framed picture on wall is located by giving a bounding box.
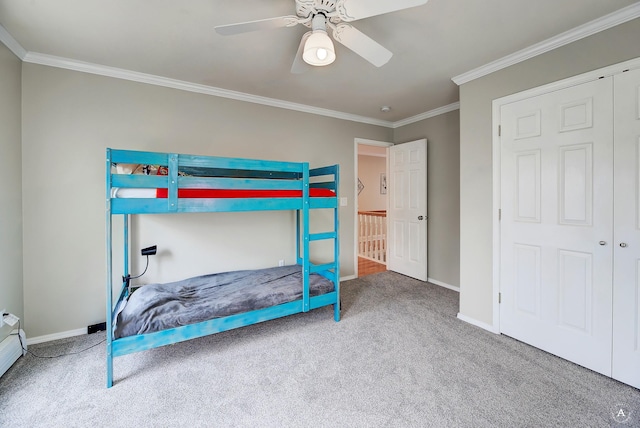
[380,173,387,194]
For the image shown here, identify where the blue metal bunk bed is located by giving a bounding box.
[105,148,340,388]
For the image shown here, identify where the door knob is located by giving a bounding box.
[599,241,606,246]
[418,216,424,220]
[620,242,628,248]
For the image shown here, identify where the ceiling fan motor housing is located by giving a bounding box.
[297,0,336,16]
[297,0,341,25]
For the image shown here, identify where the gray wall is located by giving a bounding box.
[357,155,387,211]
[21,63,392,338]
[459,18,640,325]
[394,110,460,288]
[0,43,23,342]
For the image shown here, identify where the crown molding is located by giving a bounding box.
[22,52,396,128]
[22,51,459,128]
[3,23,457,129]
[452,2,640,86]
[391,102,460,128]
[0,24,27,60]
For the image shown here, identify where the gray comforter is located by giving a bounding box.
[114,265,334,338]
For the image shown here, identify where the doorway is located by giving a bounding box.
[355,139,391,277]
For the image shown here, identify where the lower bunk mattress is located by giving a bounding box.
[114,265,334,339]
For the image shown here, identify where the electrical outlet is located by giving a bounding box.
[278,260,285,267]
[2,313,18,327]
[88,322,107,334]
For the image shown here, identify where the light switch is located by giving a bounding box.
[340,197,347,206]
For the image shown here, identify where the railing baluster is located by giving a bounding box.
[357,210,387,265]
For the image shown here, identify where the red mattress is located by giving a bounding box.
[155,188,335,198]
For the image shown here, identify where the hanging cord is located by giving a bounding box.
[123,254,150,289]
[4,315,105,359]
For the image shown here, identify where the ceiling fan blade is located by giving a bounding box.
[336,0,428,22]
[291,32,313,74]
[332,24,392,67]
[215,15,300,36]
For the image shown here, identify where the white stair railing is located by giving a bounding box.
[358,211,386,264]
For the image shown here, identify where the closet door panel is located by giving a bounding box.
[612,68,640,389]
[500,77,614,376]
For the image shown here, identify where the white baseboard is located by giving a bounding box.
[427,277,460,292]
[340,274,357,282]
[26,327,86,346]
[457,313,500,334]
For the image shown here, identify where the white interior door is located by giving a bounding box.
[387,139,428,281]
[612,67,640,388]
[499,78,614,376]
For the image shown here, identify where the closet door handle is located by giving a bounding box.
[619,242,628,248]
[599,241,606,246]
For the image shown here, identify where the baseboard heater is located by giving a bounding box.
[0,330,27,378]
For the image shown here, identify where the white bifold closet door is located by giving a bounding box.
[612,67,640,388]
[500,67,640,389]
[499,77,614,377]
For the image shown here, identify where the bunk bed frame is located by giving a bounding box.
[105,148,340,388]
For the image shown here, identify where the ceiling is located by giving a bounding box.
[1,0,639,125]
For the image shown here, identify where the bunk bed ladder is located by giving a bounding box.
[296,163,340,320]
[308,164,340,322]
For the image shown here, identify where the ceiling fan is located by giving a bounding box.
[215,0,429,73]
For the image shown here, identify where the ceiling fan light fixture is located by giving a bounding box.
[303,29,336,66]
